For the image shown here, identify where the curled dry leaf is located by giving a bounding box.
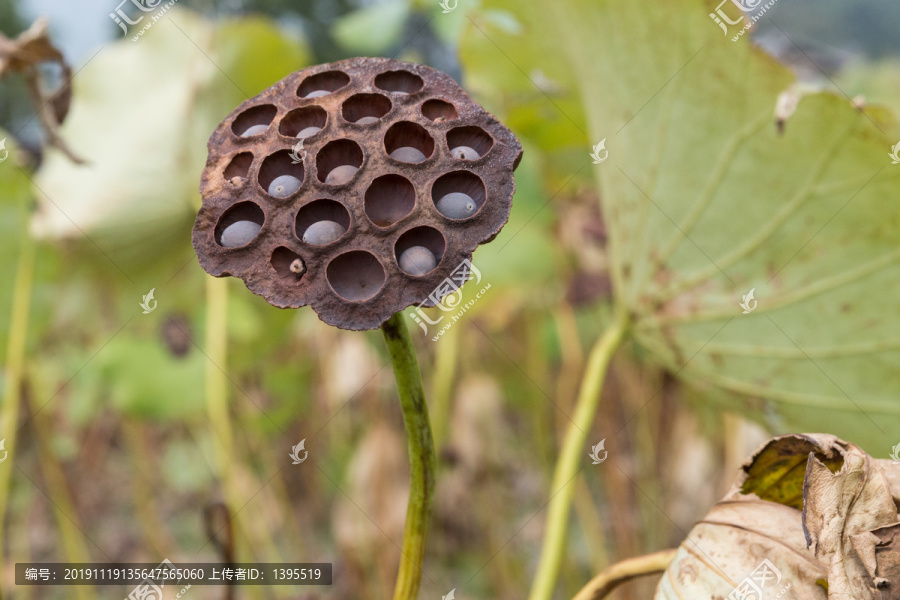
[655,434,900,599]
[0,17,81,162]
[802,436,899,599]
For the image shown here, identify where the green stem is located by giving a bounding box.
[570,548,676,600]
[430,320,458,451]
[204,279,266,600]
[0,234,34,600]
[529,306,629,600]
[381,313,436,600]
[28,393,94,600]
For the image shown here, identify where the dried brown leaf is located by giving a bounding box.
[0,17,81,162]
[656,434,900,599]
[802,440,899,599]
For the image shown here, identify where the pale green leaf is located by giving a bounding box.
[464,0,900,450]
[332,1,411,55]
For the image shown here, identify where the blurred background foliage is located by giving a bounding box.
[1,0,899,599]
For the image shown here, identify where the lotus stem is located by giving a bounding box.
[382,312,436,600]
[570,549,677,600]
[0,233,34,599]
[529,305,630,600]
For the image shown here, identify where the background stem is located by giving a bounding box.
[381,312,436,600]
[529,307,629,600]
[430,321,458,452]
[0,234,33,600]
[26,391,94,600]
[571,549,676,600]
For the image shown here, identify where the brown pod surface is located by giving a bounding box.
[192,57,522,330]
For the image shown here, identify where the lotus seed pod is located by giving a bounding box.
[390,146,427,163]
[436,192,477,219]
[399,246,437,276]
[220,220,261,247]
[325,165,358,185]
[241,124,267,137]
[450,145,480,160]
[193,57,523,331]
[267,174,302,198]
[302,220,345,245]
[297,126,322,138]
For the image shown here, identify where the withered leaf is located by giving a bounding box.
[802,439,899,599]
[0,17,80,162]
[656,434,900,599]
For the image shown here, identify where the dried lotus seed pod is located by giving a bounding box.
[192,57,522,331]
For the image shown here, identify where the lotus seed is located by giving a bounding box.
[220,220,261,247]
[241,124,267,137]
[436,192,477,219]
[399,246,437,276]
[289,258,306,275]
[296,126,322,138]
[355,116,379,125]
[450,145,480,160]
[390,146,427,163]
[304,90,330,98]
[268,174,302,198]
[325,165,358,185]
[302,220,345,245]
